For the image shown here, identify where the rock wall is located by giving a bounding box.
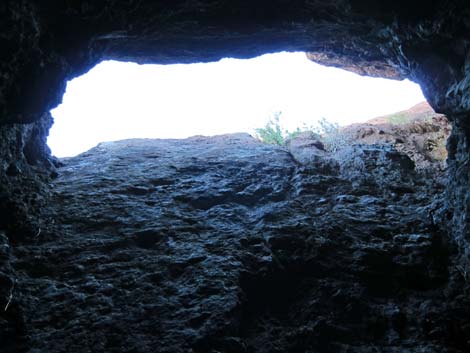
[447,117,470,269]
[1,1,470,351]
[0,112,55,238]
[0,112,55,350]
[11,134,465,352]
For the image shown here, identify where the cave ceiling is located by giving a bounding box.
[2,0,470,126]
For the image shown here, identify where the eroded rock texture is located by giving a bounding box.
[2,1,470,352]
[342,102,451,171]
[1,0,470,124]
[2,1,470,250]
[6,134,467,353]
[0,112,56,350]
[1,1,470,249]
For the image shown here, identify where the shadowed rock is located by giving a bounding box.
[6,134,466,352]
[2,1,470,352]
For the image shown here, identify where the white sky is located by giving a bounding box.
[48,51,425,157]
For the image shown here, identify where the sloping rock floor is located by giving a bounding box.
[7,134,470,352]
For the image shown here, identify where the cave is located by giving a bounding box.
[47,53,425,157]
[1,1,470,352]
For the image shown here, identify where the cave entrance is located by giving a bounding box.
[19,52,453,352]
[47,51,428,158]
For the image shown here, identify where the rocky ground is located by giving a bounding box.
[4,130,470,353]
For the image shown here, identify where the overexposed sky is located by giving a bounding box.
[48,52,425,157]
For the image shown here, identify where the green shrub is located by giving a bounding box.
[254,111,304,145]
[254,113,351,152]
[314,118,353,152]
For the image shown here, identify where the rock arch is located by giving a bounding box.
[1,1,470,351]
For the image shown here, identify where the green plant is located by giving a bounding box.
[254,112,291,145]
[254,113,350,151]
[255,112,325,145]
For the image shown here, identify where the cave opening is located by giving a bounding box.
[47,51,428,158]
[2,1,469,349]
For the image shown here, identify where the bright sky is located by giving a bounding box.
[48,51,425,157]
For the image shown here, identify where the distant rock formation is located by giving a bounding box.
[285,102,450,173]
[341,102,451,170]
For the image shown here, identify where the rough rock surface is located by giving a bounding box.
[342,102,451,171]
[446,120,470,273]
[3,2,470,267]
[1,1,470,125]
[2,1,470,352]
[0,113,55,238]
[0,112,56,348]
[7,134,469,353]
[1,0,470,283]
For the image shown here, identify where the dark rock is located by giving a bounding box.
[5,163,21,177]
[4,134,465,352]
[0,113,54,242]
[0,0,469,270]
[0,1,469,124]
[1,1,470,352]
